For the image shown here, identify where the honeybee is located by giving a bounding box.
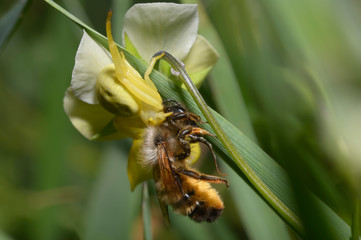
[141,100,228,223]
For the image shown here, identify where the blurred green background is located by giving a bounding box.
[1,0,361,239]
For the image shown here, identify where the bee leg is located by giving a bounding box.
[162,100,204,123]
[171,112,205,124]
[162,99,179,105]
[168,112,189,127]
[188,134,226,176]
[176,127,192,159]
[189,127,216,137]
[176,168,229,188]
[166,112,201,130]
[185,112,206,124]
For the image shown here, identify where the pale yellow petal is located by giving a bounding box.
[113,116,146,139]
[127,139,153,191]
[187,143,201,165]
[71,31,112,104]
[182,35,219,87]
[63,88,126,140]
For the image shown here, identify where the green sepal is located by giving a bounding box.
[91,118,121,140]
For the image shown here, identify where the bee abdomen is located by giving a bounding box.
[188,203,224,223]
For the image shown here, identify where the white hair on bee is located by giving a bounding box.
[138,98,228,223]
[139,126,161,168]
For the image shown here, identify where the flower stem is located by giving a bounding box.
[142,182,152,240]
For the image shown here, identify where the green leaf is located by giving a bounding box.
[225,164,291,240]
[123,32,143,61]
[91,118,118,140]
[195,2,290,238]
[0,0,30,50]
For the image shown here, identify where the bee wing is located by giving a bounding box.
[153,150,171,226]
[157,142,178,194]
[157,194,170,226]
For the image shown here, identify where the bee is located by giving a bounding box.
[141,100,228,223]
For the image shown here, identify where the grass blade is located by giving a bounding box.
[351,200,360,240]
[0,0,31,50]
[142,182,152,240]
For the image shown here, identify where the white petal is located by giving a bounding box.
[183,35,219,87]
[123,3,198,61]
[183,35,219,73]
[64,88,126,140]
[71,31,112,104]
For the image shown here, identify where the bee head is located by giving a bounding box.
[162,99,186,114]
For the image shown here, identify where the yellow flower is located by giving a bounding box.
[64,4,212,190]
[64,11,172,189]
